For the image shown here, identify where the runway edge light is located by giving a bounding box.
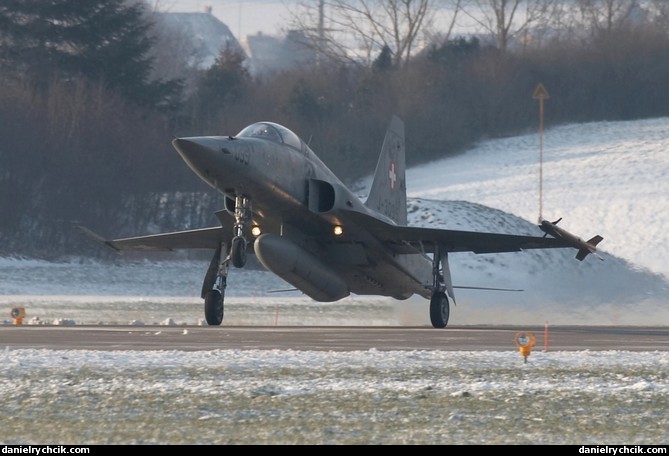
[514,331,536,363]
[10,307,26,325]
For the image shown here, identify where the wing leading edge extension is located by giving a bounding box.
[341,210,579,255]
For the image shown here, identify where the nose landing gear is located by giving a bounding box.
[230,195,251,268]
[202,195,254,325]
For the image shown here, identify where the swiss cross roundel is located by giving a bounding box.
[388,161,397,190]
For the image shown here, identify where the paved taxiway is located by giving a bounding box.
[1,325,668,351]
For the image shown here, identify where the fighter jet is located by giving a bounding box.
[79,115,602,328]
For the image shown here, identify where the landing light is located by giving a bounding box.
[333,225,344,236]
[251,226,262,237]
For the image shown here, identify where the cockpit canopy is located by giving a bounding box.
[237,122,303,150]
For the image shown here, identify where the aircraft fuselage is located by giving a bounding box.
[81,116,600,328]
[172,123,433,301]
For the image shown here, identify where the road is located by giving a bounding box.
[2,325,668,351]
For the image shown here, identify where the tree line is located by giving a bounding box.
[1,0,669,259]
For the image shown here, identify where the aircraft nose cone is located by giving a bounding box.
[172,137,212,164]
[172,137,223,175]
[172,136,229,185]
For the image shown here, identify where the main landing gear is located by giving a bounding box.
[202,195,253,326]
[202,243,227,325]
[429,246,450,329]
[430,291,449,329]
[204,288,224,325]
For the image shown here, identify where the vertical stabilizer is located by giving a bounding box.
[365,115,407,225]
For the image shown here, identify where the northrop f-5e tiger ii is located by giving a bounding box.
[79,116,603,328]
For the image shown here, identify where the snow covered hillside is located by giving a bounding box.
[406,117,669,280]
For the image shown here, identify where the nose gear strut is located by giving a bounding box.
[201,194,253,326]
[231,195,252,268]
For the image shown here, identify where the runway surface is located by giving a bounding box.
[2,325,668,351]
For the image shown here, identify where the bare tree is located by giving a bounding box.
[575,0,644,36]
[289,0,460,67]
[462,0,556,51]
[647,0,669,34]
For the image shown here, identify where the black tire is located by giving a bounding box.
[204,289,224,325]
[231,236,247,268]
[429,292,449,329]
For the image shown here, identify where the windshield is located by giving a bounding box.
[237,122,303,150]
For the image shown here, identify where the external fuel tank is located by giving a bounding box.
[254,233,349,302]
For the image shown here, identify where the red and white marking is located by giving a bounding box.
[388,161,397,190]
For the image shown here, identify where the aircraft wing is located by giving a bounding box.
[77,225,226,252]
[342,210,572,255]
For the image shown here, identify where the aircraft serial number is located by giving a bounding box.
[234,146,251,165]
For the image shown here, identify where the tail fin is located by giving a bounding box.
[576,235,604,261]
[365,115,407,225]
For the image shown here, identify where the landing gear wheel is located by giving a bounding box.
[430,292,449,329]
[230,236,247,268]
[204,289,224,325]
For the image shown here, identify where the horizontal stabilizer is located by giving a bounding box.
[75,224,121,252]
[454,285,524,292]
